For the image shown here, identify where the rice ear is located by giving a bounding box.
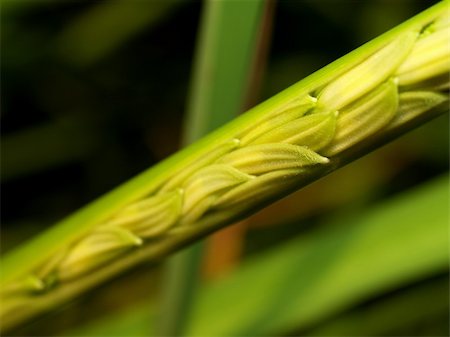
[4,7,448,314]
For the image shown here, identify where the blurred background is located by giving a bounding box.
[1,0,448,336]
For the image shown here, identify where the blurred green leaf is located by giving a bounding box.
[187,174,448,336]
[1,0,63,16]
[57,0,181,66]
[1,117,101,181]
[65,174,448,336]
[67,304,152,337]
[307,276,448,336]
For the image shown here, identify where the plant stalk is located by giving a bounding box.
[159,1,267,335]
[1,1,448,332]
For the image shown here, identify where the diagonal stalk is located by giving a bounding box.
[1,0,449,332]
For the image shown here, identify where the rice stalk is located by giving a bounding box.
[1,4,448,331]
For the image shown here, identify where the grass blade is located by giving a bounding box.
[158,0,266,335]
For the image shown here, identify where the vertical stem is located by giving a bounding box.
[157,0,267,335]
[202,0,276,281]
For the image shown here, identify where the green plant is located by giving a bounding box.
[1,0,449,333]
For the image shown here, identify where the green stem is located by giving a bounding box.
[159,243,205,336]
[1,1,448,332]
[0,105,447,332]
[159,1,267,335]
[1,1,440,287]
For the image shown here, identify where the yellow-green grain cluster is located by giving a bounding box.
[1,11,449,319]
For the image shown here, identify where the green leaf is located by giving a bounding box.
[63,175,449,337]
[187,174,449,336]
[307,277,449,336]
